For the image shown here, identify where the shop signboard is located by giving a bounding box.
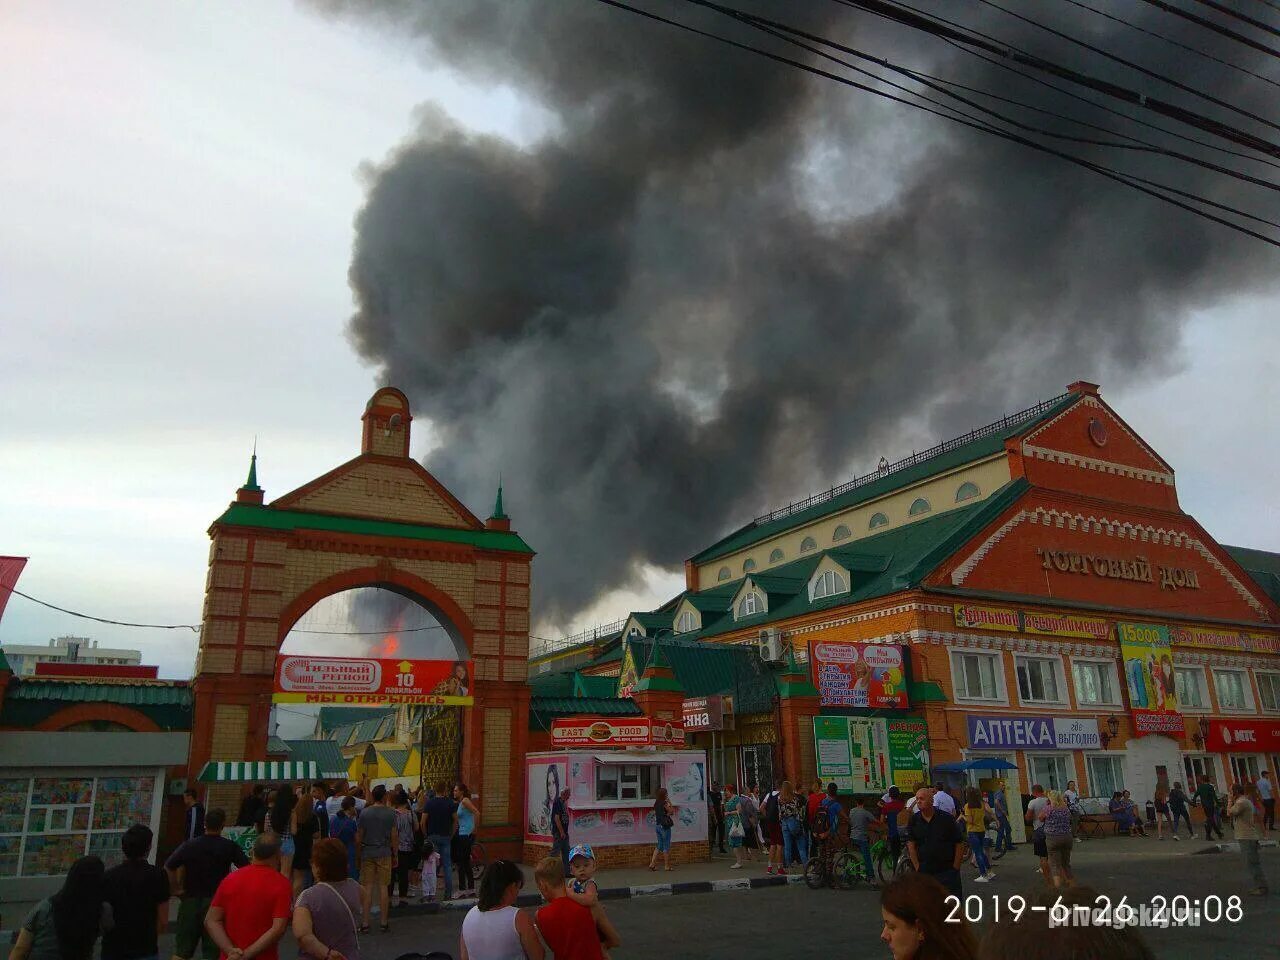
[886,718,930,793]
[1022,611,1112,641]
[1203,719,1280,753]
[814,717,855,792]
[681,696,726,732]
[272,656,473,705]
[550,716,685,748]
[1117,622,1182,736]
[811,642,907,708]
[1169,626,1280,656]
[953,603,1021,632]
[967,715,1100,750]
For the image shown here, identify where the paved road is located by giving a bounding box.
[163,842,1277,960]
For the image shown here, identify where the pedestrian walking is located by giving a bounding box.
[989,785,1012,853]
[184,789,206,841]
[422,779,459,900]
[805,780,824,857]
[879,871,978,960]
[1195,775,1225,840]
[533,856,602,960]
[1040,791,1075,889]
[460,858,545,960]
[454,783,481,897]
[164,807,249,960]
[724,783,747,868]
[357,783,398,934]
[204,836,293,960]
[762,781,784,875]
[292,790,320,896]
[330,796,360,881]
[102,824,170,960]
[390,790,418,906]
[551,785,572,878]
[649,786,676,872]
[961,788,995,884]
[1259,771,1276,833]
[1025,784,1051,885]
[293,838,364,960]
[1227,782,1270,896]
[235,785,266,829]
[736,784,759,862]
[778,780,808,872]
[1063,780,1082,841]
[1168,782,1194,839]
[1152,785,1174,840]
[310,781,331,840]
[906,788,965,898]
[10,856,111,960]
[266,784,297,879]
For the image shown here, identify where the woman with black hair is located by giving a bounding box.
[268,783,298,878]
[10,855,112,960]
[459,859,545,960]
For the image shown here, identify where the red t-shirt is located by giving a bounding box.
[209,863,293,960]
[807,792,824,822]
[537,895,604,960]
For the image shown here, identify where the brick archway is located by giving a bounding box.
[35,703,163,732]
[190,388,533,855]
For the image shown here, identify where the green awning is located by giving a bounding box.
[198,760,319,783]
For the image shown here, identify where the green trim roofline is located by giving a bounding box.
[213,503,534,553]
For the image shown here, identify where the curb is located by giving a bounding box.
[389,874,805,916]
[1194,839,1280,855]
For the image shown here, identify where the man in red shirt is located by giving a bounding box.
[204,836,293,960]
[534,856,603,960]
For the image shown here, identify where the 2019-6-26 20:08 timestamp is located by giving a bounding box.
[943,894,1244,928]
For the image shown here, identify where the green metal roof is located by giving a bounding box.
[529,672,576,698]
[530,696,643,729]
[573,674,618,698]
[1224,545,1280,608]
[379,748,411,775]
[317,707,392,734]
[691,393,1073,564]
[0,678,193,731]
[620,636,777,714]
[214,503,533,554]
[281,739,348,778]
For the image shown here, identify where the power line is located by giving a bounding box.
[1065,0,1280,90]
[1,584,201,632]
[595,0,1280,245]
[1143,0,1280,57]
[1189,0,1280,41]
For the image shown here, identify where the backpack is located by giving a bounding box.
[763,792,780,826]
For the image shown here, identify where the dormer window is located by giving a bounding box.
[908,498,931,516]
[810,568,848,601]
[769,548,784,563]
[675,610,698,634]
[737,591,764,618]
[832,524,851,542]
[800,536,817,553]
[869,512,889,529]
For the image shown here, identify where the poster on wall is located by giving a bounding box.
[813,717,894,794]
[811,642,907,708]
[617,644,640,698]
[814,717,855,792]
[1117,622,1183,735]
[526,758,569,840]
[273,656,473,705]
[886,718,930,792]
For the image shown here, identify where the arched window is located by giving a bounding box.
[675,610,698,634]
[743,558,757,573]
[717,567,731,582]
[769,548,784,563]
[869,512,889,529]
[737,591,764,618]
[908,498,931,516]
[955,481,980,502]
[800,536,817,553]
[832,524,851,542]
[810,569,849,601]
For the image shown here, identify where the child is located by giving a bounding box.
[566,844,622,955]
[418,840,441,904]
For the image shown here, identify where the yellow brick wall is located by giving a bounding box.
[482,708,512,824]
[502,659,526,682]
[474,632,501,656]
[212,704,249,757]
[244,622,276,646]
[476,559,502,581]
[475,582,500,606]
[214,537,249,562]
[246,594,282,618]
[286,462,467,527]
[203,621,237,645]
[250,566,284,591]
[254,540,287,565]
[205,591,241,618]
[506,563,529,585]
[240,649,273,675]
[506,586,529,608]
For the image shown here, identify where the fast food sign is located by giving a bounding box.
[550,716,686,748]
[272,655,473,705]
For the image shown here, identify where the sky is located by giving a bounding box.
[1,0,1277,683]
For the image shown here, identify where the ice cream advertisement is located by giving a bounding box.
[812,642,907,708]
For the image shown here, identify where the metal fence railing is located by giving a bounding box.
[529,618,628,660]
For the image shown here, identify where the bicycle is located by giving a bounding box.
[805,848,869,890]
[870,837,897,884]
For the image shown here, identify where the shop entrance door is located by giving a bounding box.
[742,744,774,794]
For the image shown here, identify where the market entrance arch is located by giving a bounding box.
[190,388,533,855]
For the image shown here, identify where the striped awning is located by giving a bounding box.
[197,760,319,783]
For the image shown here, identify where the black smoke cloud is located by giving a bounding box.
[310,0,1278,626]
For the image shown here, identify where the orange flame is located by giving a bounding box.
[378,633,400,658]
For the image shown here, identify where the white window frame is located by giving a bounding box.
[1174,665,1210,713]
[949,649,1008,705]
[808,568,848,602]
[1014,653,1068,707]
[908,498,931,516]
[1084,753,1126,800]
[1025,753,1070,793]
[594,763,663,802]
[1069,656,1123,709]
[1212,667,1256,713]
[737,591,764,619]
[1255,670,1280,714]
[1229,755,1264,786]
[955,481,980,502]
[674,610,698,634]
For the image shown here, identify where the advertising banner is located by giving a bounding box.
[1168,627,1280,656]
[1203,719,1280,753]
[1022,611,1112,641]
[812,642,907,708]
[886,718,930,793]
[617,644,640,698]
[953,603,1021,632]
[849,717,890,793]
[967,715,1100,750]
[681,696,725,732]
[814,717,855,792]
[549,717,685,748]
[1117,622,1182,736]
[272,656,472,705]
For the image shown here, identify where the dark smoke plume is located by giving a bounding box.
[310,0,1279,627]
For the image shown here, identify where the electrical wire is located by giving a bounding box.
[1189,0,1280,41]
[1144,0,1280,57]
[0,584,201,632]
[592,0,1280,245]
[1065,0,1280,90]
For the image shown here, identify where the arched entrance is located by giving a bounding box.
[190,387,533,857]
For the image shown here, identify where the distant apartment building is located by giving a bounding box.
[0,635,142,676]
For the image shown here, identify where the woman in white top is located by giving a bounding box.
[460,859,545,960]
[1227,783,1270,896]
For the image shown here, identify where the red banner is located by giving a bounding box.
[0,556,28,623]
[1204,718,1280,753]
[272,656,473,705]
[1131,710,1185,736]
[550,716,685,748]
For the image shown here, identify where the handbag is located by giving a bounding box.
[729,819,745,840]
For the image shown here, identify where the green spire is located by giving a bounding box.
[492,479,508,520]
[243,442,261,492]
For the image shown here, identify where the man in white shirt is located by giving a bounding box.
[1258,771,1275,833]
[905,785,956,816]
[1025,783,1051,884]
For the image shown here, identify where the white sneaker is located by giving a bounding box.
[985,872,996,880]
[730,863,742,869]
[974,874,991,883]
[1173,836,1180,842]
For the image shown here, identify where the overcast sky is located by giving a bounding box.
[2,1,1277,681]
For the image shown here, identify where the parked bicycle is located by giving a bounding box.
[805,849,870,889]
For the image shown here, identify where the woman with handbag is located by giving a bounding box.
[962,787,995,884]
[294,838,364,960]
[649,787,677,872]
[724,784,748,869]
